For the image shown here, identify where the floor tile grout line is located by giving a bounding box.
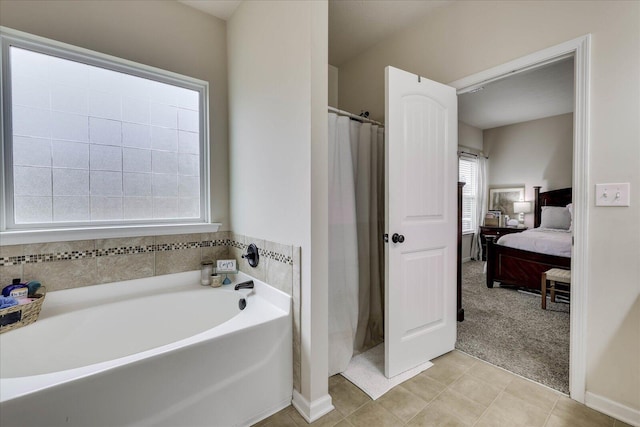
[542,396,561,427]
[398,353,479,425]
[402,370,471,426]
[371,399,407,426]
[456,349,568,398]
[471,389,506,427]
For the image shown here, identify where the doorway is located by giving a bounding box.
[450,35,591,401]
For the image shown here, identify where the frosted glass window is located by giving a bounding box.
[52,140,90,169]
[151,126,178,151]
[179,198,200,219]
[152,174,178,197]
[12,77,50,109]
[153,198,179,219]
[2,38,208,229]
[149,102,178,128]
[90,145,122,171]
[124,173,152,197]
[123,123,151,149]
[89,90,122,120]
[50,111,90,142]
[179,176,200,198]
[178,154,199,176]
[178,109,199,132]
[13,137,52,167]
[53,196,89,222]
[152,151,178,174]
[14,166,52,197]
[178,131,199,154]
[51,84,88,115]
[91,197,123,221]
[90,171,123,197]
[53,169,89,196]
[89,117,121,146]
[14,197,53,224]
[123,148,152,173]
[122,96,150,124]
[13,106,51,138]
[124,197,153,220]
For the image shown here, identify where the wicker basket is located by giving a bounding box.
[0,287,46,334]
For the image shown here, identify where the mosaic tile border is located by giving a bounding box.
[0,239,293,267]
[260,249,293,265]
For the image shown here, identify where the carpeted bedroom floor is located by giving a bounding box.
[456,261,570,394]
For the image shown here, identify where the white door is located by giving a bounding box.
[385,66,458,378]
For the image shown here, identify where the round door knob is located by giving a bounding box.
[391,233,405,243]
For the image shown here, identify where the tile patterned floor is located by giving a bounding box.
[254,350,632,427]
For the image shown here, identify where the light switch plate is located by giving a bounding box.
[595,183,630,206]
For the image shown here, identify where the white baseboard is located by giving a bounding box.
[462,257,472,263]
[291,389,334,423]
[585,391,640,426]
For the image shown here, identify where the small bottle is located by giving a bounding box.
[201,260,213,286]
[211,273,222,288]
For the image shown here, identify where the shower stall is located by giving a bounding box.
[328,107,385,376]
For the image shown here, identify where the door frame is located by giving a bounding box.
[448,35,591,403]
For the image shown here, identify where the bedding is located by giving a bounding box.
[497,227,572,258]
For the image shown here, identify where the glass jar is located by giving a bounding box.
[201,260,213,286]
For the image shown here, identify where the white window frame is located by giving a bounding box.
[458,155,478,235]
[0,27,219,245]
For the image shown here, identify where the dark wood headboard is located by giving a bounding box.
[533,186,573,228]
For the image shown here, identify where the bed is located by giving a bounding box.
[486,186,572,291]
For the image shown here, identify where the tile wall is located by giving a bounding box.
[0,231,302,391]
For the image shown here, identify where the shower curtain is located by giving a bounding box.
[328,112,385,376]
[472,156,489,260]
[353,124,385,352]
[328,113,359,376]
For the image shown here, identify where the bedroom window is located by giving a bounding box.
[1,28,214,242]
[459,156,478,234]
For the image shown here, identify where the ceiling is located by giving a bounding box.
[178,0,241,21]
[458,57,575,130]
[328,0,452,66]
[178,0,574,129]
[178,0,452,66]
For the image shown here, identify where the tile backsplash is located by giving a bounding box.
[0,230,302,391]
[0,232,228,291]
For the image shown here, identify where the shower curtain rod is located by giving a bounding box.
[458,150,489,159]
[328,106,384,126]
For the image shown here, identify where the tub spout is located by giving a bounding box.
[234,280,254,290]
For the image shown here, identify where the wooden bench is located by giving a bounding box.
[541,268,571,309]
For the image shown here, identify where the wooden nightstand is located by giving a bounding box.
[479,226,528,260]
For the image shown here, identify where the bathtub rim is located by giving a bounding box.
[0,270,291,403]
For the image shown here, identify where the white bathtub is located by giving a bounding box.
[0,271,292,427]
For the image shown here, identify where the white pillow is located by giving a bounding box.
[540,206,572,230]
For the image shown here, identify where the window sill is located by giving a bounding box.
[0,223,222,246]
[462,230,476,236]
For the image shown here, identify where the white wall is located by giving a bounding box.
[459,121,483,152]
[337,0,640,415]
[328,65,339,107]
[227,0,330,416]
[484,113,573,228]
[0,0,231,229]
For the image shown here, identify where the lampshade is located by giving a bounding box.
[513,201,532,214]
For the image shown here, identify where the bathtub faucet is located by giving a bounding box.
[234,280,254,290]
